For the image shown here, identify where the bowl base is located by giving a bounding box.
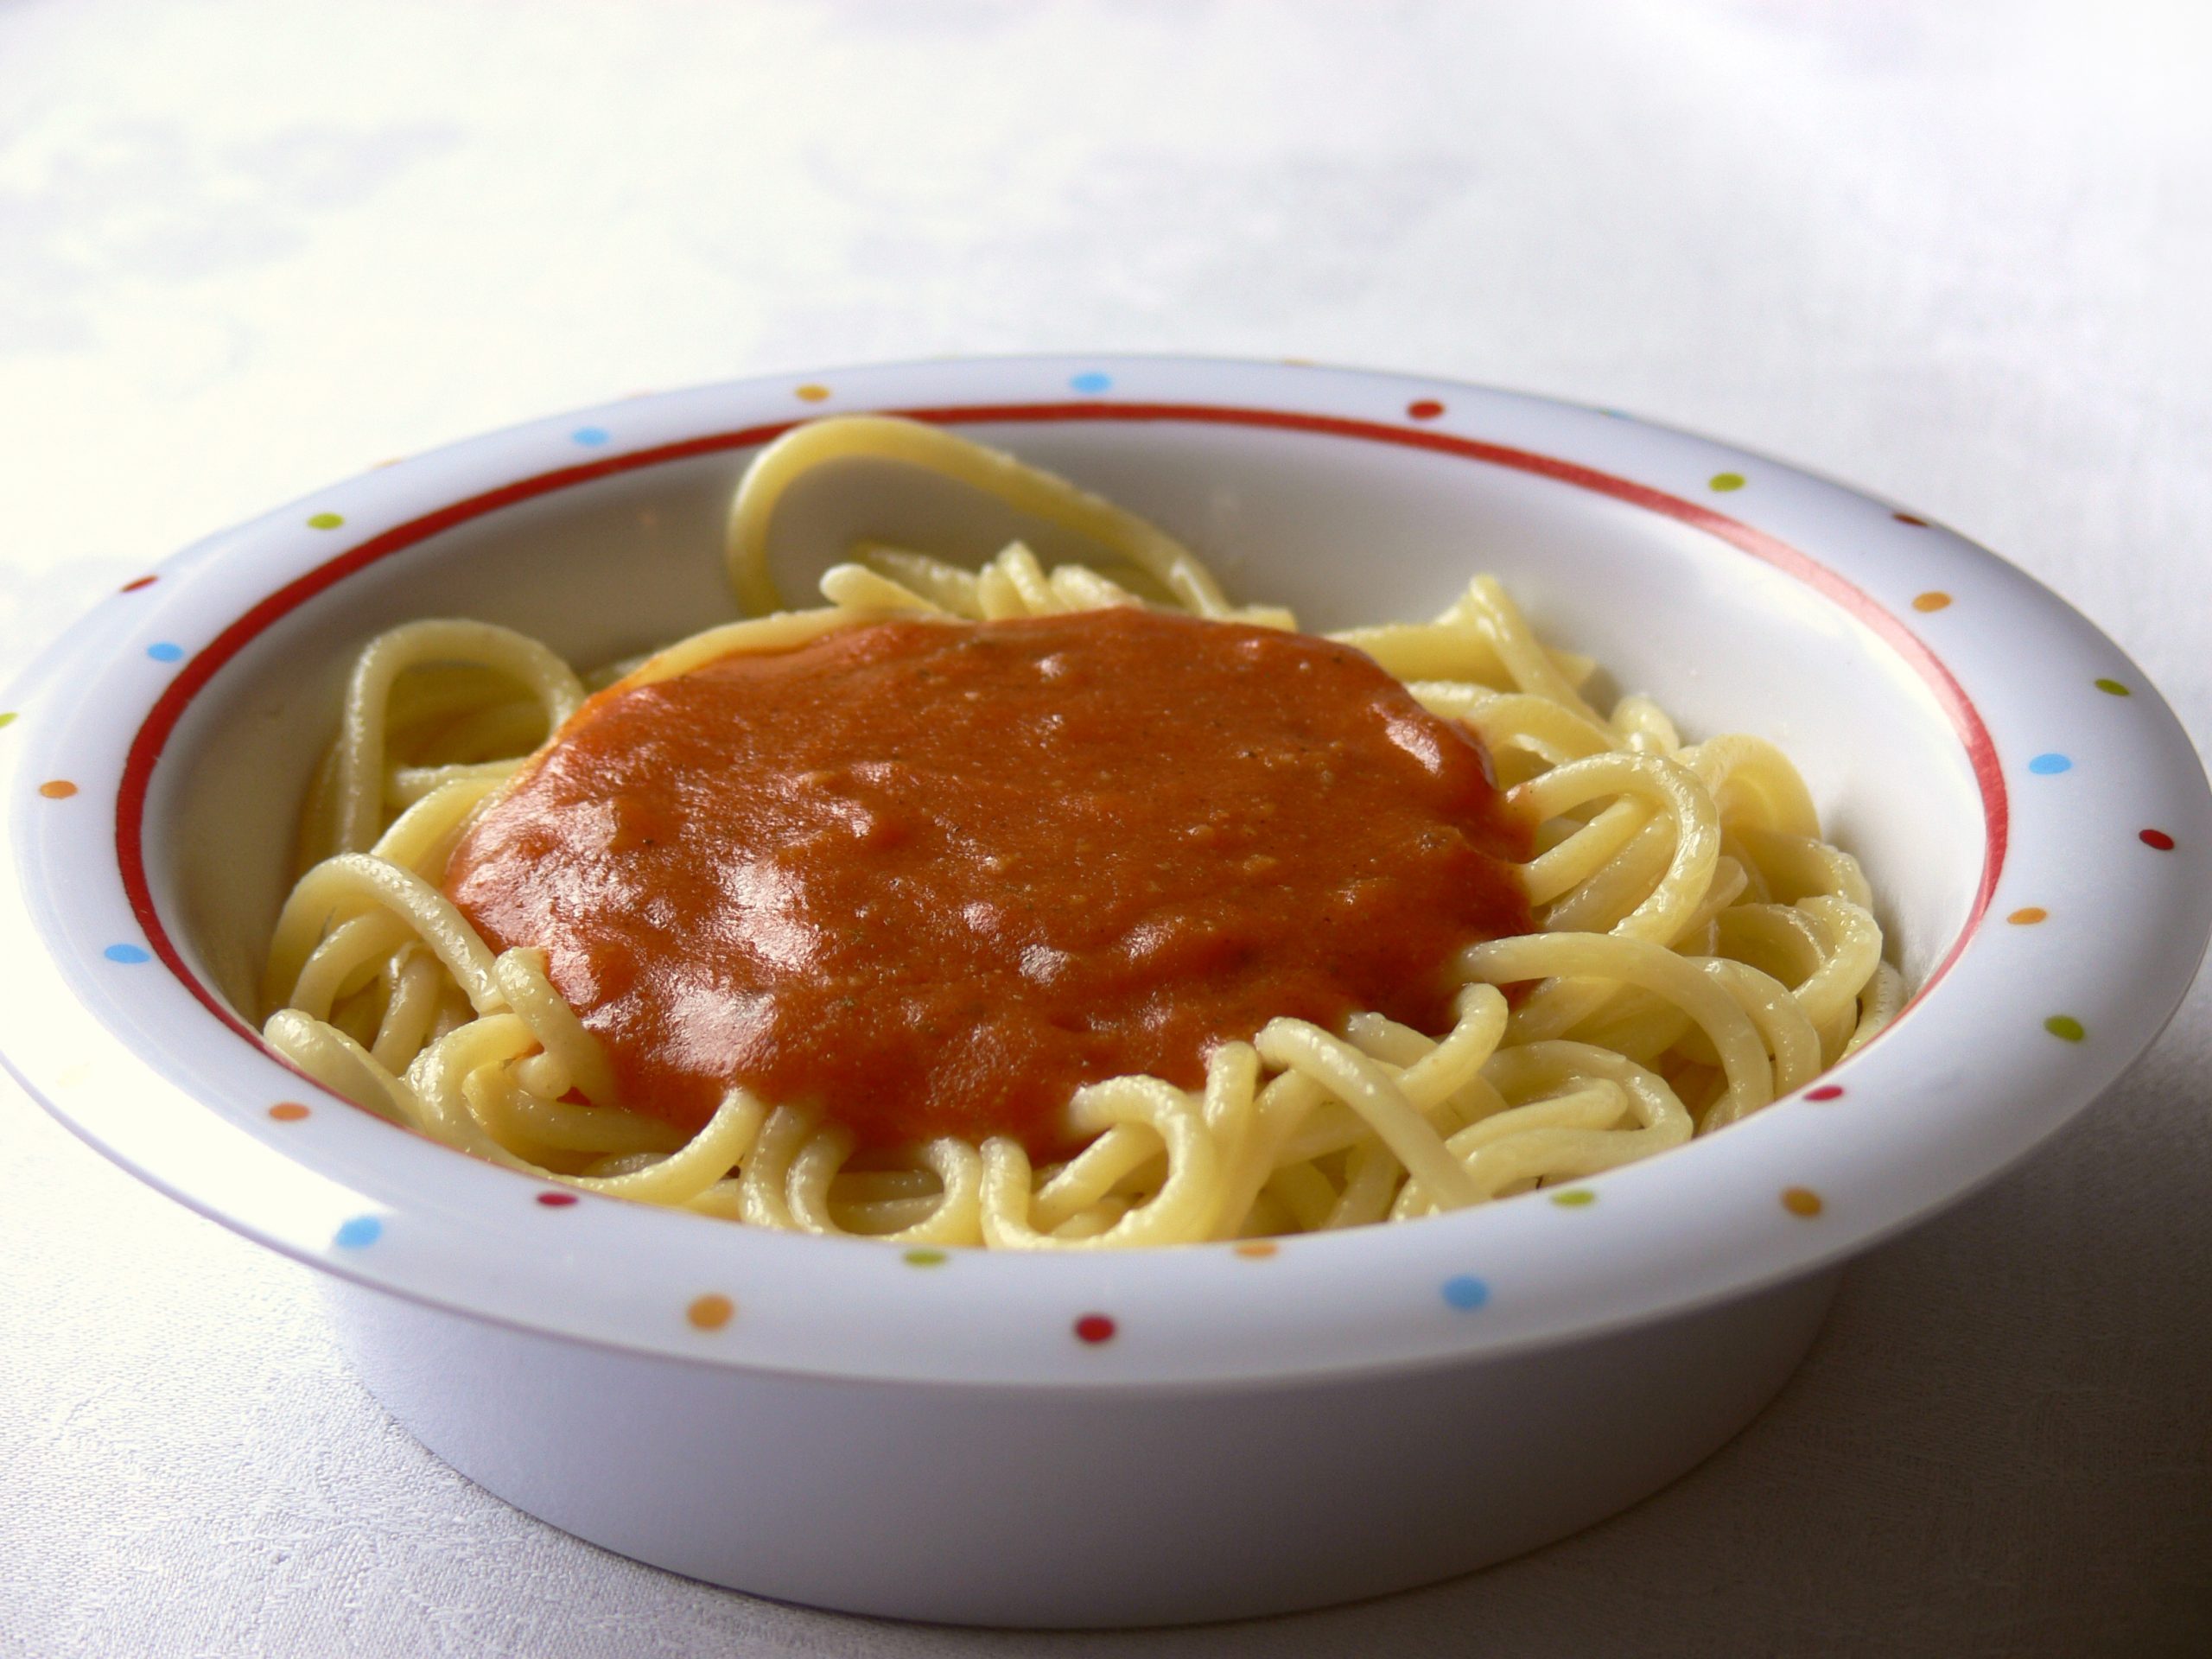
[327,1267,1838,1628]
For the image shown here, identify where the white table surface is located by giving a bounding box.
[3,2,2208,1653]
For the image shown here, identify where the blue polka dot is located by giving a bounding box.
[1069,372,1112,394]
[2028,753,2073,775]
[103,944,150,964]
[1440,1274,1491,1311]
[146,642,182,663]
[571,426,611,447]
[334,1216,383,1249]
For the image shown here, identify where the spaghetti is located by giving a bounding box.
[261,416,1902,1248]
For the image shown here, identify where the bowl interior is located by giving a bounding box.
[154,416,1987,1029]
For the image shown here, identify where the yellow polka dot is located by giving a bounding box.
[2008,906,2048,925]
[794,384,831,403]
[37,779,77,799]
[1912,591,1952,613]
[1781,1186,1823,1218]
[687,1294,735,1330]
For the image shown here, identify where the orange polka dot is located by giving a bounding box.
[1781,1186,1823,1218]
[268,1102,310,1122]
[687,1294,735,1330]
[2008,906,2048,925]
[1912,591,1951,613]
[37,779,77,799]
[794,384,831,403]
[1232,1240,1280,1259]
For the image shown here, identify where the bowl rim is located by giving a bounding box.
[4,353,2208,1389]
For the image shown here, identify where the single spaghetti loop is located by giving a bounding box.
[262,416,1897,1246]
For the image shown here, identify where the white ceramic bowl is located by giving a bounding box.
[4,357,2208,1628]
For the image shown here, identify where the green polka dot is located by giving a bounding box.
[1549,1188,1597,1207]
[0,712,16,729]
[902,1248,948,1268]
[1708,472,1745,493]
[2044,1014,2086,1043]
[307,512,345,530]
[2094,678,2130,696]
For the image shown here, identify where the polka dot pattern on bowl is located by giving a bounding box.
[687,1294,735,1331]
[1441,1274,1490,1311]
[10,364,2199,1391]
[334,1215,382,1249]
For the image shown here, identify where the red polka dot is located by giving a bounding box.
[536,1191,579,1207]
[2140,829,2176,851]
[1074,1313,1116,1344]
[1805,1084,1843,1102]
[1406,399,1445,421]
[120,575,158,592]
[1892,512,1929,526]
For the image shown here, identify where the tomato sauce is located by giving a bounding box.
[444,608,1534,1154]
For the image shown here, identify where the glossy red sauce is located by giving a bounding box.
[445,609,1534,1154]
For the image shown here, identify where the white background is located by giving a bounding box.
[3,2,2208,1653]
